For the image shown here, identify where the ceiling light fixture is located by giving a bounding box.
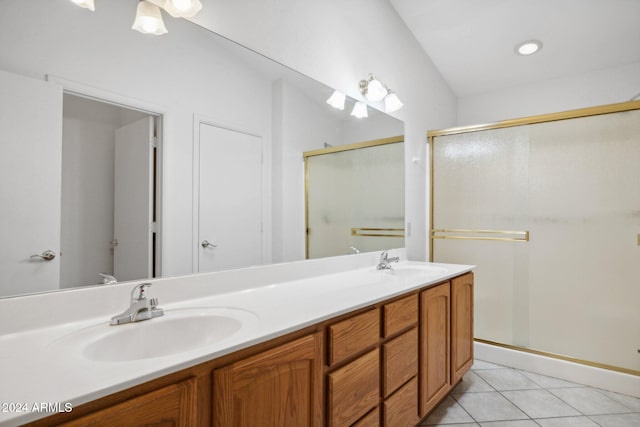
[351,101,368,118]
[515,40,542,56]
[326,90,346,110]
[359,74,403,113]
[68,0,203,35]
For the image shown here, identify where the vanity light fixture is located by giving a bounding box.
[359,74,403,113]
[515,40,543,56]
[384,91,403,113]
[360,75,388,102]
[351,101,368,118]
[326,90,346,110]
[69,0,203,35]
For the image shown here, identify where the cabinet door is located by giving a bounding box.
[451,273,474,384]
[420,282,451,417]
[59,379,196,427]
[213,333,323,427]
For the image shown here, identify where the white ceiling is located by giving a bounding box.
[389,0,640,97]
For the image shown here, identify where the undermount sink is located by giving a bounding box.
[49,307,258,362]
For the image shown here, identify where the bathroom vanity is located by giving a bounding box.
[0,253,473,426]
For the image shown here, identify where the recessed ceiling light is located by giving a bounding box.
[515,40,542,56]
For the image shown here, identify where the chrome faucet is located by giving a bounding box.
[110,283,164,326]
[377,250,399,270]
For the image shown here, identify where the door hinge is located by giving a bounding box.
[150,222,158,233]
[151,136,159,148]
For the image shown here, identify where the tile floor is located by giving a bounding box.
[421,360,640,427]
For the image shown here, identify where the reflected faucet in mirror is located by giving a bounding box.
[99,273,117,285]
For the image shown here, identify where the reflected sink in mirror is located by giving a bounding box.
[49,307,259,362]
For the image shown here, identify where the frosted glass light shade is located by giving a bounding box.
[384,92,403,113]
[132,1,168,35]
[326,90,346,110]
[351,102,368,118]
[163,0,203,18]
[366,78,388,102]
[70,0,95,11]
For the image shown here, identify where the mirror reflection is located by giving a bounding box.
[0,0,404,299]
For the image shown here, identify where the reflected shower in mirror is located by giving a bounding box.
[0,0,404,299]
[305,138,404,259]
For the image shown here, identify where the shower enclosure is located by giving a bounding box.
[429,101,640,374]
[305,137,404,259]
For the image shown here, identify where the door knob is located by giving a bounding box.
[30,250,56,261]
[201,240,217,248]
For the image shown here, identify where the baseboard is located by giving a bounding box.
[474,341,640,398]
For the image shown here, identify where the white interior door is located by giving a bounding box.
[198,123,263,272]
[114,116,154,282]
[0,70,63,296]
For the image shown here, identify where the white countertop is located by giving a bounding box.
[0,255,473,426]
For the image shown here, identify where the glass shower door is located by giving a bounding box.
[431,106,640,373]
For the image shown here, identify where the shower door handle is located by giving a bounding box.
[201,240,217,248]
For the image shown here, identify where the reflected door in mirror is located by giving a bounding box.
[197,123,263,272]
[0,70,62,297]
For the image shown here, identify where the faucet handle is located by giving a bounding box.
[131,283,152,301]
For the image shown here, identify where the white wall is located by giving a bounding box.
[192,0,458,261]
[457,62,640,125]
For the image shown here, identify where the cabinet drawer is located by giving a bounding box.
[383,294,418,337]
[328,349,379,427]
[353,407,379,427]
[383,328,418,397]
[383,377,419,427]
[328,308,379,365]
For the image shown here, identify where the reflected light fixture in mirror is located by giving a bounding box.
[162,0,203,18]
[132,1,168,35]
[69,0,203,35]
[70,0,95,11]
[351,101,368,118]
[326,90,346,110]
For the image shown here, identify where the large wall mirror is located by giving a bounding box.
[0,0,404,299]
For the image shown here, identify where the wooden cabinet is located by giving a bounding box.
[452,273,474,384]
[213,333,323,427]
[58,379,196,427]
[420,282,451,417]
[31,272,473,427]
